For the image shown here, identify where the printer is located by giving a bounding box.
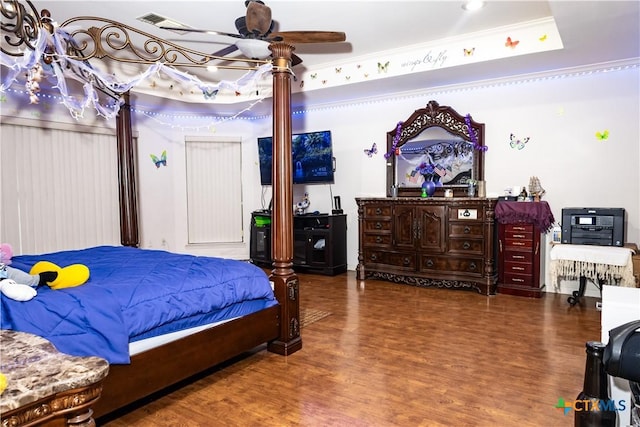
[561,207,625,247]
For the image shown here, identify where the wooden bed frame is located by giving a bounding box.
[1,1,302,419]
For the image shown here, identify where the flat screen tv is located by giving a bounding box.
[258,130,334,185]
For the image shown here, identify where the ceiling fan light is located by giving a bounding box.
[462,0,485,11]
[236,39,271,59]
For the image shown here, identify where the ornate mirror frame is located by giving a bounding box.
[385,100,485,198]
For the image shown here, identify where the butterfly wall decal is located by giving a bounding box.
[203,89,218,100]
[378,61,389,73]
[150,150,167,168]
[509,134,530,150]
[539,34,548,42]
[463,48,475,56]
[595,130,610,140]
[364,142,377,157]
[505,37,520,49]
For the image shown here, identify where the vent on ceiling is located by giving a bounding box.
[137,13,190,34]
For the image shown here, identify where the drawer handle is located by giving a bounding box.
[426,259,434,267]
[375,222,382,229]
[463,242,471,250]
[512,266,525,271]
[512,242,526,246]
[512,255,525,260]
[512,278,525,283]
[375,208,382,215]
[513,226,526,231]
[469,262,477,271]
[405,257,413,266]
[464,226,471,234]
[370,254,377,261]
[375,236,382,243]
[513,234,526,238]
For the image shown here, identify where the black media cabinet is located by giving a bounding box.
[250,211,347,275]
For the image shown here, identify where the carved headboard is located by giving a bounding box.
[385,100,485,198]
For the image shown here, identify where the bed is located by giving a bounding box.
[0,0,302,419]
[2,245,287,417]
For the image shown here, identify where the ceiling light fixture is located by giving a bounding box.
[462,0,485,11]
[235,39,272,60]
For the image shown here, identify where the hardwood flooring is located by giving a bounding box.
[100,271,602,427]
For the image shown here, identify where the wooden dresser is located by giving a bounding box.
[356,197,498,295]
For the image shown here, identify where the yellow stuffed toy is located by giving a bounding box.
[0,372,7,394]
[0,244,90,301]
[30,261,90,290]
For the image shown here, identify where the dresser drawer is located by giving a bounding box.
[505,223,533,233]
[448,238,484,255]
[505,239,533,250]
[448,206,484,221]
[420,255,484,277]
[505,230,533,241]
[362,233,392,247]
[504,261,533,275]
[503,272,535,287]
[503,250,533,264]
[449,223,484,239]
[362,219,392,232]
[364,249,416,270]
[364,205,392,218]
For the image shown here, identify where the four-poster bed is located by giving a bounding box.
[0,0,310,420]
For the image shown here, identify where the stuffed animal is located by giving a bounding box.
[0,372,7,395]
[0,278,37,301]
[30,261,90,290]
[0,243,91,301]
[0,243,13,265]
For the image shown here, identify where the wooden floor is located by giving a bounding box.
[100,271,602,427]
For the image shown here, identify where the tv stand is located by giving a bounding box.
[250,211,347,275]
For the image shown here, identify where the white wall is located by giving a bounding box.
[2,65,638,296]
[245,65,640,297]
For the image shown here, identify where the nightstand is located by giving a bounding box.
[0,330,109,427]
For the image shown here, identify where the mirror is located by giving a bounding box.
[385,100,485,198]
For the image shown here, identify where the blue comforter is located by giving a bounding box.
[1,246,277,364]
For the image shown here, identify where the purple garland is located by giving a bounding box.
[465,114,488,152]
[384,121,403,159]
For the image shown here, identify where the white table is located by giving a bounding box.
[549,244,635,305]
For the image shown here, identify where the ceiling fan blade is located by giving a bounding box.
[159,26,243,39]
[270,31,346,44]
[210,44,240,57]
[235,16,249,36]
[245,1,272,36]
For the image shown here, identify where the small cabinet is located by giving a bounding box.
[494,200,554,298]
[497,223,544,297]
[250,212,347,276]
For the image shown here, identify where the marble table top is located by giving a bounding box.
[0,329,109,413]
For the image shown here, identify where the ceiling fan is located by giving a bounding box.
[160,0,346,66]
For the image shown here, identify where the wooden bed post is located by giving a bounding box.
[267,42,302,356]
[116,92,140,247]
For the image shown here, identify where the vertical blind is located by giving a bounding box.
[185,136,243,244]
[0,122,120,254]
